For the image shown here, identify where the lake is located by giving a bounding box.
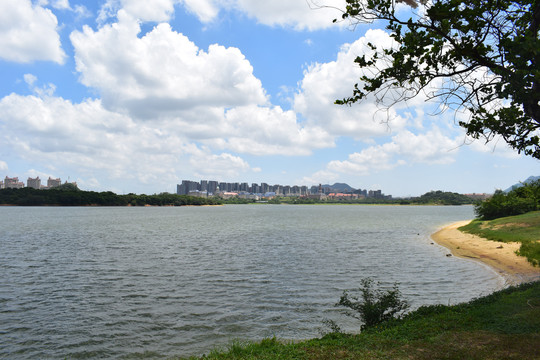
[0,205,502,358]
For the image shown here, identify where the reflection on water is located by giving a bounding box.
[0,205,501,358]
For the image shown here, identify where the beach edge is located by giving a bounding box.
[431,220,540,286]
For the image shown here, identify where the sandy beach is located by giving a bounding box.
[432,220,540,286]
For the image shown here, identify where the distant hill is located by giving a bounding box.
[504,176,540,192]
[321,183,356,192]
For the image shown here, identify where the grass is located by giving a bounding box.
[459,211,540,266]
[180,281,540,360]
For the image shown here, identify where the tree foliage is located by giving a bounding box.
[334,0,540,158]
[337,278,409,330]
[474,179,540,219]
[415,190,473,205]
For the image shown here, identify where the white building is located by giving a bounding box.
[47,177,61,188]
[4,176,24,189]
[27,176,41,189]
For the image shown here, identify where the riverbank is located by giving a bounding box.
[432,220,540,285]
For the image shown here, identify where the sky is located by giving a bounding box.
[0,0,538,196]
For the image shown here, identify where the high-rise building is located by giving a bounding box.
[208,181,218,194]
[239,182,249,192]
[5,176,24,189]
[27,176,41,189]
[251,183,259,194]
[177,180,199,195]
[47,177,61,188]
[200,180,208,192]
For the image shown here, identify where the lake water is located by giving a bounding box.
[0,205,502,358]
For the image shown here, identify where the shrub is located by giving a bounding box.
[336,278,409,330]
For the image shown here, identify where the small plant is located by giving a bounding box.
[336,278,409,330]
[320,318,343,336]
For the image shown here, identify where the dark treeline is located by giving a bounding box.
[265,190,473,205]
[0,185,222,206]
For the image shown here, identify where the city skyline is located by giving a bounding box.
[177,178,389,198]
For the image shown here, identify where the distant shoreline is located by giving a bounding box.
[431,220,540,286]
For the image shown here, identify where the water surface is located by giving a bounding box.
[0,205,501,358]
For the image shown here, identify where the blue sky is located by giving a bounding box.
[0,0,538,196]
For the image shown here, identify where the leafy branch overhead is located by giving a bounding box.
[335,0,540,159]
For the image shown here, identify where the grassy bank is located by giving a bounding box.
[459,211,540,266]
[182,281,540,360]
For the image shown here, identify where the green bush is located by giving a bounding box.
[475,180,540,220]
[336,278,409,331]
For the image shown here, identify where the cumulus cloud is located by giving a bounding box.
[0,93,281,191]
[294,29,407,139]
[322,127,462,178]
[98,0,219,23]
[68,13,335,157]
[187,146,254,180]
[71,13,267,118]
[214,105,334,156]
[0,160,8,172]
[328,142,403,175]
[98,0,176,23]
[96,0,346,30]
[0,93,188,188]
[234,0,347,30]
[0,0,65,63]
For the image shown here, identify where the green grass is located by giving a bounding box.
[459,211,540,266]
[179,282,540,360]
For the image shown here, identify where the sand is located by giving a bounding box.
[431,220,540,286]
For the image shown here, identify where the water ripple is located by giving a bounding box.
[0,205,501,358]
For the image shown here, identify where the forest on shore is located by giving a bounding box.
[0,184,222,206]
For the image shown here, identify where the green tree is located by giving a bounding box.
[474,180,540,219]
[333,0,540,158]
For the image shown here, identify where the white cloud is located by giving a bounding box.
[71,13,268,118]
[0,94,186,189]
[294,29,407,138]
[0,0,65,63]
[0,93,282,191]
[0,160,8,172]
[97,0,346,30]
[328,142,403,175]
[51,0,70,10]
[300,170,340,186]
[319,127,462,178]
[468,136,522,159]
[392,129,461,164]
[98,0,177,23]
[182,0,220,23]
[119,0,176,22]
[213,105,334,156]
[234,0,347,30]
[98,0,219,23]
[24,74,57,97]
[24,74,38,87]
[187,146,254,180]
[68,13,337,157]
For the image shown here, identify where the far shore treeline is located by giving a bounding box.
[0,184,477,206]
[0,184,222,206]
